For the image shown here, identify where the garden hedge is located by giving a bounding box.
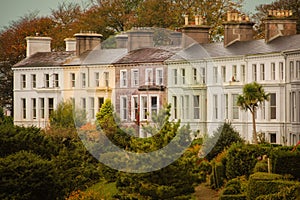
[271,150,300,180]
[247,172,298,200]
[219,194,247,200]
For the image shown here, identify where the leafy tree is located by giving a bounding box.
[253,0,300,39]
[237,82,269,144]
[49,99,87,130]
[0,151,58,200]
[204,122,244,161]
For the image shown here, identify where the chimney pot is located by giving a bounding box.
[26,36,52,57]
[227,11,231,22]
[184,15,189,25]
[195,15,199,25]
[64,38,76,51]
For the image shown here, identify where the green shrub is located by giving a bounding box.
[254,160,268,173]
[255,185,300,200]
[210,161,226,189]
[226,144,269,179]
[247,172,298,200]
[220,194,247,200]
[271,150,300,180]
[204,123,244,161]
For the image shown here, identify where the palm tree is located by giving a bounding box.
[236,82,269,144]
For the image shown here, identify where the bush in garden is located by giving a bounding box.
[253,160,268,173]
[0,151,58,200]
[271,149,300,180]
[219,194,247,200]
[204,123,244,161]
[247,172,298,200]
[220,176,248,200]
[225,143,268,179]
[255,185,300,200]
[210,161,226,189]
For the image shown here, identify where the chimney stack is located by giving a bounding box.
[223,11,254,47]
[64,38,76,51]
[127,27,154,52]
[74,32,103,56]
[115,33,128,49]
[26,36,52,57]
[264,10,297,43]
[181,15,210,47]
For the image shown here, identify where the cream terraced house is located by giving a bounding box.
[13,33,127,128]
[13,10,300,145]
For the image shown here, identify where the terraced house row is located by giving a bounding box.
[13,11,300,145]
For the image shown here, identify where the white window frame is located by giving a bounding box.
[173,69,178,85]
[31,74,36,88]
[221,66,226,82]
[22,98,26,119]
[39,98,45,119]
[140,95,148,121]
[21,74,26,89]
[104,71,109,87]
[181,68,186,84]
[156,68,163,85]
[145,68,153,85]
[213,95,218,119]
[252,64,257,81]
[150,95,159,118]
[241,65,245,82]
[81,73,86,88]
[44,74,50,88]
[90,97,95,119]
[213,67,218,83]
[95,72,100,87]
[232,94,239,119]
[260,64,265,81]
[53,73,59,88]
[279,62,284,80]
[131,69,139,87]
[32,98,37,120]
[193,95,200,119]
[70,73,76,88]
[120,96,128,121]
[131,95,139,122]
[120,70,128,88]
[271,63,276,80]
[270,93,276,120]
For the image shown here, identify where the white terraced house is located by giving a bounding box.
[13,10,300,145]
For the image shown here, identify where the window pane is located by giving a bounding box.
[270,93,276,119]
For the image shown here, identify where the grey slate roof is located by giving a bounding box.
[186,34,300,60]
[114,48,176,64]
[14,48,128,67]
[14,34,300,68]
[66,48,128,66]
[14,51,75,67]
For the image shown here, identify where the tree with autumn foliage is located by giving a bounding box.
[253,0,300,39]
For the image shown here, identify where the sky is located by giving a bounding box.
[0,0,274,29]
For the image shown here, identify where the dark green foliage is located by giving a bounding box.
[220,194,247,200]
[204,123,244,161]
[256,185,300,200]
[254,160,268,173]
[247,172,298,200]
[115,155,198,199]
[0,151,57,200]
[49,100,86,129]
[271,149,300,180]
[225,143,268,179]
[0,106,100,199]
[210,161,226,189]
[220,176,248,199]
